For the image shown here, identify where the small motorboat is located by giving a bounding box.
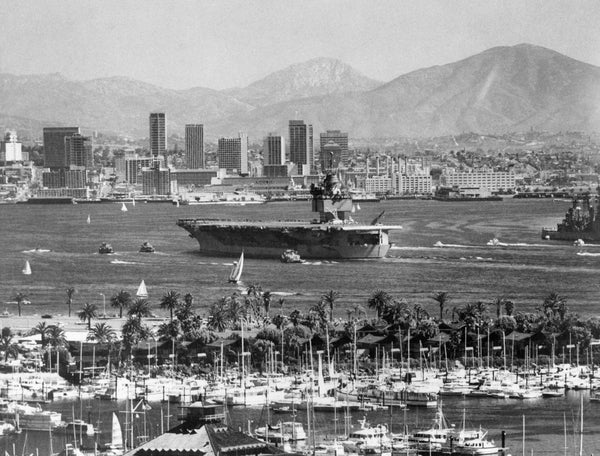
[139,241,155,253]
[280,249,303,263]
[99,242,114,254]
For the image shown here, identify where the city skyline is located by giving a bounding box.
[1,0,598,90]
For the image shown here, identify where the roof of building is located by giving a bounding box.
[125,423,299,456]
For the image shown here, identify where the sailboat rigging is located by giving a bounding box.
[136,280,148,298]
[22,261,31,275]
[228,252,244,283]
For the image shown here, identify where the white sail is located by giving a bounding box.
[86,214,91,224]
[132,197,136,207]
[121,202,128,212]
[107,412,124,451]
[228,252,244,283]
[176,200,180,207]
[22,261,31,275]
[136,280,148,297]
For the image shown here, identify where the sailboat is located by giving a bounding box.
[104,412,124,455]
[86,214,91,224]
[22,261,31,275]
[228,252,244,283]
[121,202,128,212]
[132,197,136,207]
[136,280,148,298]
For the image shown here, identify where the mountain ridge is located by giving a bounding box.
[1,44,599,139]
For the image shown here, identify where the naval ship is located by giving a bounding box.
[176,174,402,259]
[542,194,600,242]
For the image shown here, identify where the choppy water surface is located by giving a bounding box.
[0,198,598,317]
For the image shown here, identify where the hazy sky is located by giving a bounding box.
[2,0,599,90]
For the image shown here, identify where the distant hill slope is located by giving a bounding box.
[1,44,599,139]
[223,57,382,107]
[214,44,600,138]
[0,74,253,137]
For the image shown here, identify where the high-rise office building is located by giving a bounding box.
[43,127,80,169]
[320,130,349,167]
[65,134,93,169]
[0,131,23,164]
[289,120,313,175]
[263,134,285,166]
[185,124,204,169]
[320,141,343,171]
[149,113,166,158]
[217,133,248,175]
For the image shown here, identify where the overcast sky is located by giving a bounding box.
[2,0,599,90]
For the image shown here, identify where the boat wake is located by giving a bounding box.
[22,248,52,253]
[110,259,138,265]
[271,291,296,296]
[433,241,472,248]
[576,252,600,256]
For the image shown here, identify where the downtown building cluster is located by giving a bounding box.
[0,111,522,201]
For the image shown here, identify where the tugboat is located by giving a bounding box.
[139,241,155,253]
[99,242,114,254]
[280,249,303,263]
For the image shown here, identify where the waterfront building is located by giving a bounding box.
[171,169,225,192]
[320,130,349,167]
[65,133,93,169]
[142,162,171,196]
[320,141,343,171]
[37,187,89,198]
[0,131,23,164]
[263,134,285,165]
[365,175,392,194]
[42,169,87,189]
[289,120,313,175]
[393,173,433,195]
[185,124,204,169]
[43,127,80,169]
[440,170,515,192]
[263,164,292,178]
[217,133,248,175]
[149,113,166,158]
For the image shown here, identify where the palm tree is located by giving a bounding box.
[492,297,505,319]
[160,290,180,323]
[13,292,28,317]
[29,322,50,348]
[87,322,116,344]
[432,292,450,321]
[78,302,99,330]
[66,287,76,318]
[128,298,152,322]
[262,291,272,319]
[321,290,340,322]
[183,293,194,307]
[46,325,67,349]
[0,327,19,361]
[110,290,132,318]
[367,290,392,319]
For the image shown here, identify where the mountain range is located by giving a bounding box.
[1,43,599,140]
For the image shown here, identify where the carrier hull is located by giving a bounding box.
[177,219,396,259]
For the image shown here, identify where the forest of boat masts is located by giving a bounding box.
[4,287,600,381]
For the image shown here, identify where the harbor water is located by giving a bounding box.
[0,198,599,317]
